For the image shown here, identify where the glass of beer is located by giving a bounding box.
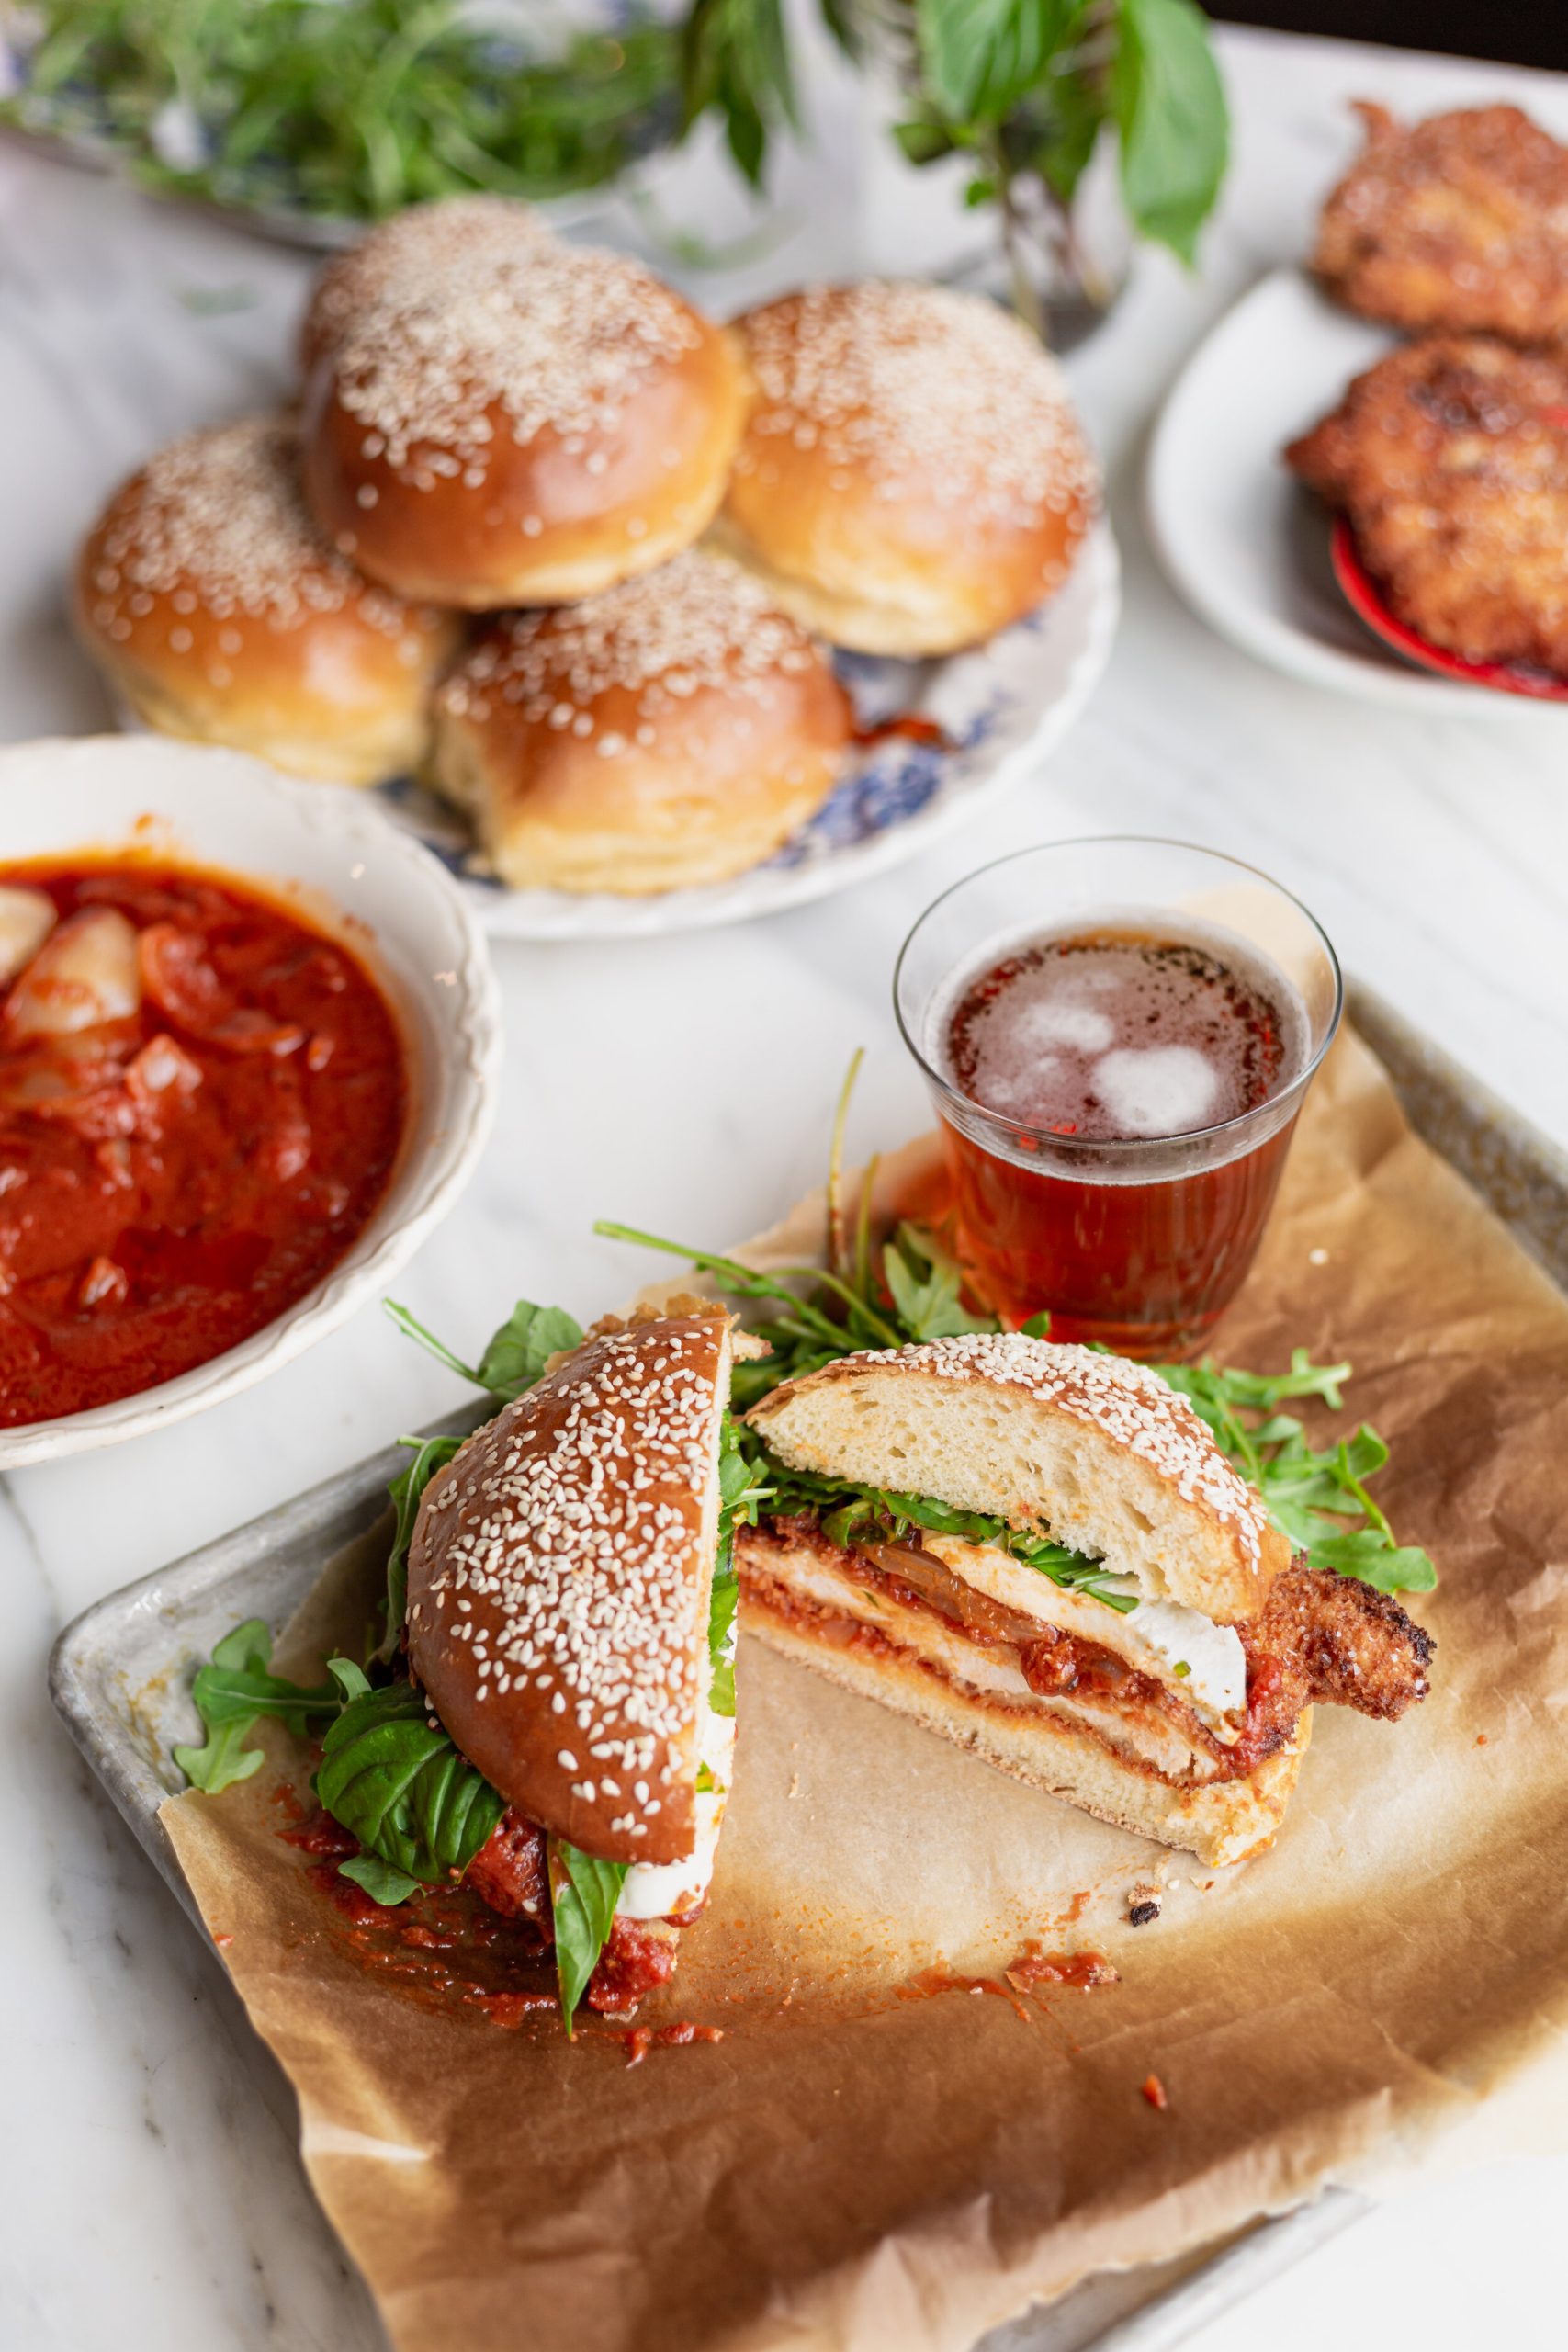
[894,839,1342,1359]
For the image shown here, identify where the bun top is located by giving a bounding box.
[408,1306,733,1867]
[79,413,423,643]
[436,547,834,742]
[299,193,552,370]
[730,280,1096,527]
[308,225,716,491]
[747,1332,1287,1624]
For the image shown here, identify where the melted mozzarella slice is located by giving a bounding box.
[615,1667,736,1922]
[922,1534,1247,1736]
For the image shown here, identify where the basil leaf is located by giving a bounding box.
[337,1853,423,1906]
[315,1679,505,1887]
[375,1432,466,1662]
[475,1302,585,1400]
[549,1839,628,2030]
[915,0,1072,126]
[1111,0,1228,266]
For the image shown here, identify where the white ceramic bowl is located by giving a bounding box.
[0,736,501,1466]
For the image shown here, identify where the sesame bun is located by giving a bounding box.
[73,416,460,787]
[738,1532,1306,1869]
[746,1332,1288,1625]
[406,1306,735,1868]
[299,193,553,376]
[428,548,852,895]
[714,281,1099,656]
[299,219,750,609]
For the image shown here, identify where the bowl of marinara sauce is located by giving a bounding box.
[0,734,500,1464]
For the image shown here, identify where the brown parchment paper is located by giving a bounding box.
[160,1029,1568,2352]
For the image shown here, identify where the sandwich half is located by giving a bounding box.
[738,1333,1433,1867]
[403,1302,743,2018]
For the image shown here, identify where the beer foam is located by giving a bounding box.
[1092,1047,1219,1137]
[1012,1002,1115,1055]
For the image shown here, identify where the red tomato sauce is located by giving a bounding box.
[0,861,407,1425]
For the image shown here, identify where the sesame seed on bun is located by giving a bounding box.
[429,548,851,895]
[73,414,459,787]
[406,1306,737,1867]
[299,209,750,610]
[715,280,1099,656]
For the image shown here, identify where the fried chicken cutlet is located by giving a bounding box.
[1314,103,1568,341]
[1287,336,1568,676]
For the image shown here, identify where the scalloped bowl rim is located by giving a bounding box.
[0,737,502,1467]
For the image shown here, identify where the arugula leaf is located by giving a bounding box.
[475,1302,585,1400]
[881,1223,995,1340]
[549,1839,629,2030]
[1153,1364,1436,1592]
[1110,0,1228,265]
[315,1678,507,1895]
[375,1432,465,1663]
[174,1619,339,1795]
[384,1295,583,1401]
[705,1414,756,1718]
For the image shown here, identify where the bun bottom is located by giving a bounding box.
[430,716,842,897]
[106,666,429,790]
[741,1589,1308,1868]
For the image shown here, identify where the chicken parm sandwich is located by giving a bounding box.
[733,1331,1434,1867]
[178,1301,763,2028]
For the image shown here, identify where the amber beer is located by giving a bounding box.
[895,843,1343,1360]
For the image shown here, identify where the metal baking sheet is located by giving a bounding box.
[51,982,1565,2351]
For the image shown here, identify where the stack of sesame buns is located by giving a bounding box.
[73,415,459,787]
[430,549,851,895]
[73,194,1102,885]
[714,281,1099,656]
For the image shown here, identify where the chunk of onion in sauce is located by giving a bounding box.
[5,908,141,1037]
[0,886,57,986]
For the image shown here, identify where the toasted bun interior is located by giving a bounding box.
[408,1306,732,1866]
[747,1333,1287,1623]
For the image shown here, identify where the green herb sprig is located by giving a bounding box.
[3,0,681,220]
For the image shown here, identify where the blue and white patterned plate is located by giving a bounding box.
[376,520,1120,940]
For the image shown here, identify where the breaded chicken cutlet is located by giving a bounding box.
[1314,102,1568,342]
[1287,335,1568,677]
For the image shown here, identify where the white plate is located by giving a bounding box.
[1145,267,1564,717]
[0,736,501,1466]
[371,522,1121,940]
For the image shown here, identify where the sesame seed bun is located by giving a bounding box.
[406,1306,735,1868]
[298,193,554,377]
[746,1333,1288,1625]
[427,548,852,895]
[299,216,750,609]
[716,281,1099,656]
[73,416,460,788]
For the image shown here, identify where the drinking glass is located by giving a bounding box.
[894,839,1343,1358]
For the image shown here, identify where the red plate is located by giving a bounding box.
[1329,517,1568,703]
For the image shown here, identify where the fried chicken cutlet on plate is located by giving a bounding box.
[1314,103,1568,343]
[1287,335,1568,679]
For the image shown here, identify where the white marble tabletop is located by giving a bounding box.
[2,23,1565,2352]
